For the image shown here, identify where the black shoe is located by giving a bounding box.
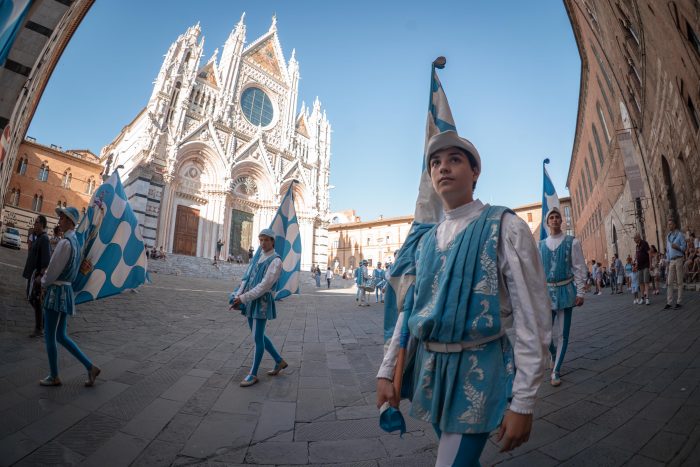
[675,303,682,309]
[663,304,672,309]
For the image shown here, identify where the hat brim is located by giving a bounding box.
[55,207,79,226]
[426,131,481,171]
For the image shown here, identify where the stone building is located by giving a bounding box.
[564,0,700,265]
[327,214,413,274]
[512,196,575,240]
[0,0,94,212]
[100,16,331,270]
[2,138,103,247]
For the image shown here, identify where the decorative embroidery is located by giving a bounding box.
[458,355,486,425]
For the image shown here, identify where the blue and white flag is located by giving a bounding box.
[540,158,560,240]
[0,0,32,66]
[269,183,301,300]
[243,182,301,301]
[415,57,455,224]
[384,57,455,343]
[72,172,148,304]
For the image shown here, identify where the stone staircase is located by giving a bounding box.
[147,253,248,280]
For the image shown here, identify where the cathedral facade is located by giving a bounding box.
[101,15,331,270]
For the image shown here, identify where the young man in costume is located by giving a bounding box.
[39,207,100,387]
[231,228,288,387]
[377,134,550,465]
[373,262,386,303]
[355,260,370,307]
[539,208,586,387]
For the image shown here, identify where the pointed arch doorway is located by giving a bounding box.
[230,208,254,259]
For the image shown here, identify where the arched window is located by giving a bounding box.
[17,157,27,175]
[32,194,43,212]
[661,155,679,224]
[62,170,72,189]
[86,177,96,195]
[588,143,598,179]
[592,124,605,166]
[596,102,611,144]
[9,188,20,206]
[38,163,49,182]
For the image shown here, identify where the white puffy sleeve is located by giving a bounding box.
[41,238,71,287]
[239,257,282,304]
[498,213,551,414]
[572,237,587,297]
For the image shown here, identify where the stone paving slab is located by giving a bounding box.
[1,246,700,465]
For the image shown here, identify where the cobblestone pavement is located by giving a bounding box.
[1,245,699,466]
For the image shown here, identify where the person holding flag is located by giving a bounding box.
[537,161,587,387]
[38,207,100,387]
[376,57,550,466]
[230,184,301,387]
[38,172,149,387]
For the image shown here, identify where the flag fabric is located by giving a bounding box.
[540,158,561,240]
[269,183,301,300]
[242,182,302,301]
[72,173,148,304]
[415,57,455,224]
[384,58,456,343]
[0,0,32,66]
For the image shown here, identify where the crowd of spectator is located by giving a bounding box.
[585,220,699,308]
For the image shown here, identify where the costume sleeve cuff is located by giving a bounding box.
[508,398,535,415]
[239,293,249,305]
[376,367,394,381]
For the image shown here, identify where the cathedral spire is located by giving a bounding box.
[237,12,246,29]
[269,14,277,32]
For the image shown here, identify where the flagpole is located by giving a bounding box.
[391,56,447,405]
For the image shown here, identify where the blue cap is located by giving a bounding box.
[55,206,80,226]
[259,228,275,239]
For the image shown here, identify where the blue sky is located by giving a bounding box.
[28,0,580,220]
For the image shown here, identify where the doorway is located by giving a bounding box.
[173,205,199,256]
[230,209,254,259]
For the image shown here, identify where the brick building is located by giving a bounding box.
[564,0,700,266]
[513,196,575,240]
[2,139,103,247]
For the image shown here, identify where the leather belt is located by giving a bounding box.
[547,277,574,287]
[425,329,506,353]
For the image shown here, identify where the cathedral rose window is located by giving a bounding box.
[240,87,274,127]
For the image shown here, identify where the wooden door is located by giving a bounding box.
[174,205,199,256]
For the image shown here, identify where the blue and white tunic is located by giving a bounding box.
[373,268,386,288]
[236,251,282,320]
[41,230,81,315]
[378,200,551,427]
[406,206,514,433]
[539,233,587,310]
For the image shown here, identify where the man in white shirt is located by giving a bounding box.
[538,208,586,387]
[325,266,333,289]
[231,229,287,387]
[39,206,100,387]
[376,131,550,465]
